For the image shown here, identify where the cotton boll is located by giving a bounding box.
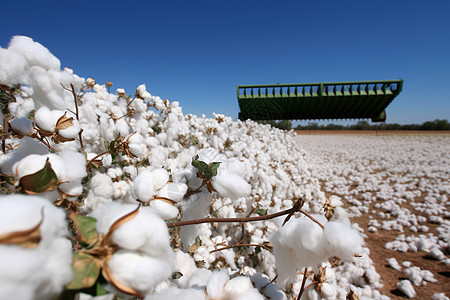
[34,106,56,132]
[206,270,229,299]
[0,47,28,85]
[397,280,416,298]
[0,194,73,299]
[172,250,197,288]
[387,258,402,271]
[323,221,364,259]
[222,276,264,300]
[0,137,48,176]
[8,36,60,70]
[128,133,147,159]
[133,170,155,201]
[107,250,173,296]
[8,117,34,136]
[13,154,47,180]
[144,287,206,300]
[83,173,114,211]
[94,203,174,259]
[157,182,188,202]
[58,118,81,139]
[57,150,87,181]
[303,287,322,300]
[212,171,252,200]
[149,200,180,220]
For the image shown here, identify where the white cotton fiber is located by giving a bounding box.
[144,287,206,300]
[212,171,252,200]
[0,194,73,300]
[387,258,402,270]
[133,170,155,201]
[128,133,147,159]
[107,250,173,296]
[0,47,28,85]
[8,117,34,136]
[34,106,57,132]
[206,270,229,299]
[13,154,48,180]
[93,202,173,259]
[397,280,416,298]
[0,137,48,176]
[323,220,364,259]
[149,199,180,219]
[58,118,81,139]
[8,36,60,70]
[223,276,264,300]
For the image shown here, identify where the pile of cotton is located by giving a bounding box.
[0,35,392,299]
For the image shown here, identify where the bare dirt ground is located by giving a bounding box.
[297,131,450,299]
[295,130,450,136]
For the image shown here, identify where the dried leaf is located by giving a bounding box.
[104,205,140,243]
[347,289,360,300]
[66,252,101,290]
[69,212,99,248]
[53,133,75,143]
[0,208,43,249]
[55,112,74,131]
[188,243,199,254]
[152,196,177,206]
[19,158,58,194]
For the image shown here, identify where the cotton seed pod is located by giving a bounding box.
[86,78,96,88]
[116,88,126,97]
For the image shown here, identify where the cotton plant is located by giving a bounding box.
[66,202,175,298]
[0,194,73,300]
[133,168,187,219]
[270,211,364,284]
[0,35,389,300]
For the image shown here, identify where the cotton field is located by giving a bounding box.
[297,133,450,299]
[0,35,448,300]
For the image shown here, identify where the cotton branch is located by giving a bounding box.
[210,242,272,254]
[167,198,324,229]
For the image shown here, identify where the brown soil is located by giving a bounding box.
[295,130,450,135]
[352,214,450,299]
[321,186,450,299]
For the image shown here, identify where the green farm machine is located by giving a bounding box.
[237,80,403,122]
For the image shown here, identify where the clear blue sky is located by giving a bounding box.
[1,0,449,124]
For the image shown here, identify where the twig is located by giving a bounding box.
[70,83,84,151]
[167,198,321,228]
[297,267,309,300]
[210,243,271,254]
[86,150,109,168]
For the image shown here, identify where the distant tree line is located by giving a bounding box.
[258,119,450,131]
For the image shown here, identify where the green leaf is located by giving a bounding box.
[69,212,99,248]
[209,162,221,177]
[19,158,58,194]
[66,252,101,290]
[191,158,209,174]
[95,281,108,296]
[191,155,221,180]
[151,125,161,134]
[255,206,267,216]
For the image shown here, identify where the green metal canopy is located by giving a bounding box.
[237,80,403,122]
